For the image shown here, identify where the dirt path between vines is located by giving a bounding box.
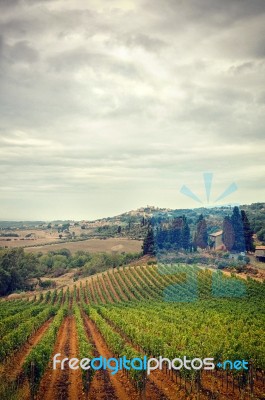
[98,311,207,400]
[37,317,69,400]
[99,309,262,400]
[111,270,129,301]
[94,278,106,303]
[104,272,122,302]
[83,313,118,400]
[68,315,84,399]
[126,268,151,299]
[118,270,138,301]
[83,312,167,400]
[37,315,84,400]
[88,280,97,303]
[0,318,53,400]
[0,318,53,380]
[98,274,114,303]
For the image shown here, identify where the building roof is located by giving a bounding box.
[209,230,223,237]
[255,246,265,250]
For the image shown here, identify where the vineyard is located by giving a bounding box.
[0,264,264,399]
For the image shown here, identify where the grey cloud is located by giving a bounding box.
[47,48,141,79]
[0,0,20,7]
[117,33,167,52]
[0,0,264,219]
[7,40,39,63]
[143,0,265,28]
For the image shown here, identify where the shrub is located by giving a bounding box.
[244,256,250,264]
[39,279,56,289]
[147,260,155,265]
[217,261,229,270]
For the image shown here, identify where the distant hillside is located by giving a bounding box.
[0,203,264,243]
[88,202,265,240]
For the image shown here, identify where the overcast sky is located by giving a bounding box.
[0,0,264,220]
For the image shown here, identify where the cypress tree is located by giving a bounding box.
[181,216,191,251]
[222,216,235,251]
[231,206,245,252]
[241,210,255,252]
[156,225,168,250]
[170,217,182,250]
[195,214,208,249]
[142,226,156,255]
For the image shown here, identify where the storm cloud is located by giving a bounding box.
[0,0,264,219]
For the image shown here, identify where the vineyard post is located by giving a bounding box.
[249,360,254,397]
[195,370,201,398]
[30,361,35,400]
[140,370,147,400]
[85,370,90,394]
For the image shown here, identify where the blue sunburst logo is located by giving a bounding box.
[180,172,238,205]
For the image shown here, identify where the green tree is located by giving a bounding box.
[194,214,208,249]
[241,210,255,252]
[231,206,245,252]
[170,217,183,250]
[156,225,168,250]
[0,248,38,295]
[257,228,265,242]
[142,226,156,255]
[222,216,235,251]
[0,268,11,296]
[181,216,191,251]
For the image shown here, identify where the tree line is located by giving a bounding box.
[0,248,141,296]
[143,206,254,255]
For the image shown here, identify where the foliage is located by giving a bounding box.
[38,279,56,289]
[23,296,68,393]
[142,226,155,255]
[241,210,255,252]
[0,305,56,362]
[73,300,94,388]
[231,206,245,252]
[194,214,208,249]
[0,248,38,296]
[222,216,235,251]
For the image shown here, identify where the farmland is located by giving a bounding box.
[0,263,264,399]
[24,238,142,254]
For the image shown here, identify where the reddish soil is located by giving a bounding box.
[83,313,167,400]
[94,278,106,304]
[131,266,153,289]
[83,313,119,400]
[98,311,265,400]
[88,280,97,303]
[83,283,89,304]
[98,275,114,303]
[68,315,84,400]
[125,269,146,299]
[0,318,53,379]
[104,272,122,302]
[36,316,84,400]
[0,318,53,399]
[136,266,158,287]
[111,270,129,301]
[118,271,138,301]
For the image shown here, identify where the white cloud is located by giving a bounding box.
[0,0,264,219]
